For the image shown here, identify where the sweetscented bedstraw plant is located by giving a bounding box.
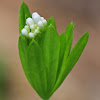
[18,2,89,100]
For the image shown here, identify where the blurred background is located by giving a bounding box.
[0,0,99,100]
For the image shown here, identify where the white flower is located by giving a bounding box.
[42,19,47,26]
[34,28,40,34]
[21,12,47,38]
[26,18,34,25]
[30,24,35,30]
[38,21,44,28]
[24,25,30,33]
[29,32,35,38]
[41,17,44,20]
[21,28,28,36]
[32,14,41,23]
[32,12,39,17]
[25,25,29,30]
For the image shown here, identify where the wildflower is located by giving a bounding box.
[21,12,47,38]
[32,13,41,23]
[18,2,89,100]
[26,17,34,25]
[38,21,44,28]
[29,32,35,38]
[21,28,28,36]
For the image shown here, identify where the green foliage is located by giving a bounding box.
[47,17,56,29]
[28,40,47,98]
[53,32,89,93]
[57,22,74,79]
[18,2,89,99]
[39,24,60,96]
[19,2,31,34]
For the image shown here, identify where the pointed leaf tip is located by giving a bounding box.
[47,17,56,29]
[53,31,89,94]
[84,32,89,38]
[21,1,24,5]
[19,1,31,34]
[40,24,60,96]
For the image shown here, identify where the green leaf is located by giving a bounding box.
[18,35,34,94]
[47,17,56,29]
[64,22,75,57]
[59,33,66,63]
[56,33,66,78]
[57,22,74,80]
[18,35,28,73]
[19,2,31,34]
[27,40,47,99]
[18,35,47,99]
[40,24,60,96]
[54,32,89,92]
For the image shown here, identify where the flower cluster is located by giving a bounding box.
[21,12,47,38]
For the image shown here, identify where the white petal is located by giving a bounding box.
[38,21,44,28]
[42,19,47,26]
[41,17,44,20]
[32,12,39,17]
[24,25,30,33]
[25,25,29,30]
[26,18,34,25]
[21,28,28,36]
[32,15,41,23]
[29,32,35,38]
[34,29,40,34]
[30,24,35,30]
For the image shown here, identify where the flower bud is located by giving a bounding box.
[34,29,40,34]
[21,28,28,36]
[24,25,30,33]
[25,25,29,30]
[38,21,44,28]
[41,17,44,20]
[26,18,34,25]
[42,19,47,26]
[29,32,35,38]
[32,12,39,17]
[32,15,41,23]
[30,24,35,30]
